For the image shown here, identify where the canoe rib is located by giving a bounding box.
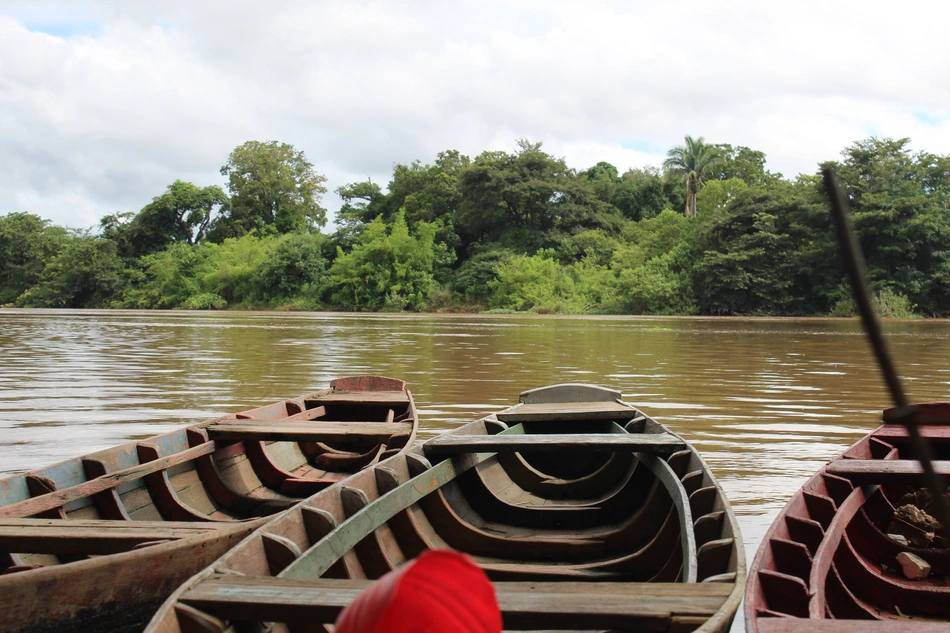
[0,442,218,520]
[285,434,699,584]
[184,429,295,515]
[137,443,235,522]
[807,485,871,618]
[280,451,490,580]
[638,452,698,583]
[81,458,133,520]
[426,424,696,578]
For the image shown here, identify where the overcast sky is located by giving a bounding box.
[2,1,949,229]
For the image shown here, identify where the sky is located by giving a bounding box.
[2,0,950,230]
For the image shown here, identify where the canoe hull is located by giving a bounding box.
[147,383,746,633]
[745,416,950,632]
[0,375,417,633]
[0,523,256,633]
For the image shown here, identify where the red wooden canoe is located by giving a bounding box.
[745,403,950,633]
[146,383,746,633]
[0,375,417,633]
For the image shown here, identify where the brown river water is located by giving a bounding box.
[2,309,949,629]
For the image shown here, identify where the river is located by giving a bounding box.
[2,309,949,628]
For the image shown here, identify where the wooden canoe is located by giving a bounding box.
[146,383,746,633]
[745,403,950,633]
[0,375,417,633]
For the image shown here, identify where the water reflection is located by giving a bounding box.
[2,309,949,628]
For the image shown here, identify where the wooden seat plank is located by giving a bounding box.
[871,426,950,442]
[0,518,235,554]
[758,620,950,633]
[181,576,731,628]
[825,459,950,484]
[206,422,412,443]
[304,391,409,405]
[497,401,638,423]
[424,433,685,456]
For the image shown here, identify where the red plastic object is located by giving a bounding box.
[335,549,501,633]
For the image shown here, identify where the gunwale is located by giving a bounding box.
[146,382,746,633]
[0,375,417,633]
[745,413,950,632]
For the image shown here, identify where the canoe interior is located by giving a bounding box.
[0,375,416,633]
[746,422,950,632]
[147,383,746,633]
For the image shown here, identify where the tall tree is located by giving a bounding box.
[663,136,724,218]
[213,140,327,239]
[102,180,227,258]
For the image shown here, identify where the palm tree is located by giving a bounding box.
[663,136,723,218]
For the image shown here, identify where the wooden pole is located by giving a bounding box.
[822,166,950,546]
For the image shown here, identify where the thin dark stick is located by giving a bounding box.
[822,166,950,546]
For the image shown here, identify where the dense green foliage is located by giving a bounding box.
[2,136,948,316]
[0,212,68,304]
[329,212,437,311]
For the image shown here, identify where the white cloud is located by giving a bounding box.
[2,1,950,228]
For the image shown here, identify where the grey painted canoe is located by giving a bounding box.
[0,375,417,633]
[147,383,745,633]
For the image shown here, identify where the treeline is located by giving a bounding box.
[2,137,949,316]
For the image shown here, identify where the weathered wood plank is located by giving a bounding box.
[519,384,622,404]
[826,459,950,484]
[757,619,950,633]
[497,401,638,423]
[181,576,730,628]
[424,433,685,456]
[304,391,409,405]
[882,402,950,426]
[0,441,217,519]
[207,422,411,443]
[329,376,406,392]
[0,518,235,554]
[871,425,950,442]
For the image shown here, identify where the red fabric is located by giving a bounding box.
[334,549,501,633]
